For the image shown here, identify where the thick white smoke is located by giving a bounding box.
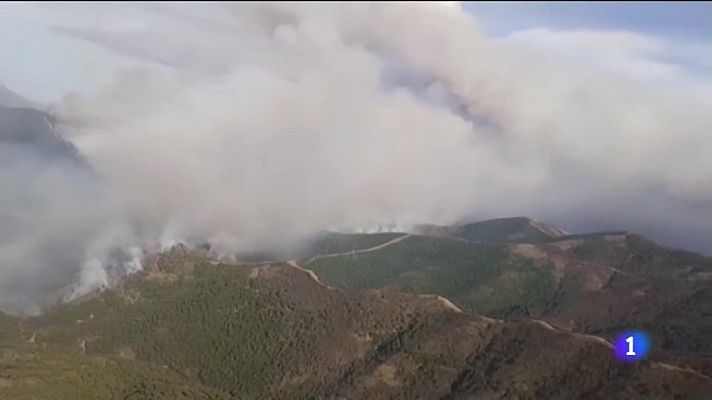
[1,3,711,313]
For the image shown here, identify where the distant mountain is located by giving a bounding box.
[0,105,84,165]
[0,84,35,109]
[2,246,709,399]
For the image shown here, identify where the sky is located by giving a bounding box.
[466,2,710,41]
[0,2,711,313]
[468,2,711,79]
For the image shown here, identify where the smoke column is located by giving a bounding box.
[1,3,710,313]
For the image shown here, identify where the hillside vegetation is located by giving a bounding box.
[307,235,558,317]
[304,219,712,376]
[1,219,711,398]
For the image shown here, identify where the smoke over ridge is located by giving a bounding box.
[1,3,710,313]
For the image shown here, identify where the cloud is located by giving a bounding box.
[1,3,711,312]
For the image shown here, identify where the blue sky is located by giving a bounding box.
[0,2,709,103]
[465,1,710,42]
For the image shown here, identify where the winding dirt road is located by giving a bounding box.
[303,234,413,266]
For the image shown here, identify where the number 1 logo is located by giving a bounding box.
[625,336,636,356]
[614,330,650,362]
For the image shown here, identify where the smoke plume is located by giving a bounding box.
[1,3,710,313]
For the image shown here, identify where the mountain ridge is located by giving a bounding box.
[414,216,568,244]
[3,245,711,399]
